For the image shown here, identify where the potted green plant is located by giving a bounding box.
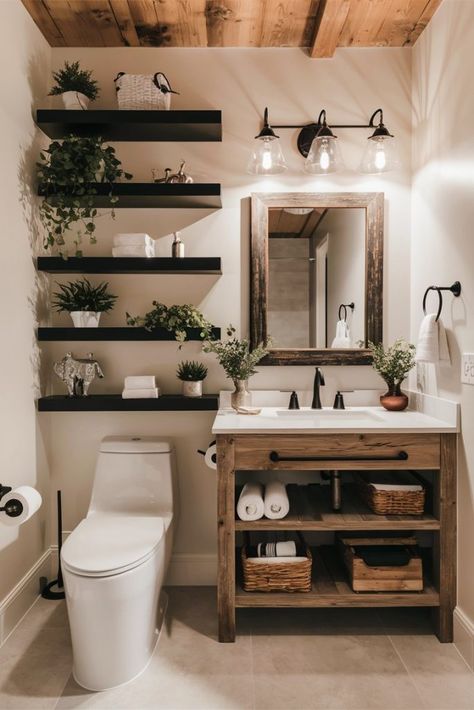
[37,135,132,256]
[203,326,269,410]
[126,302,214,346]
[49,60,100,110]
[368,338,416,411]
[52,278,117,328]
[177,361,208,398]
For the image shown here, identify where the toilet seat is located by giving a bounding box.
[61,514,165,578]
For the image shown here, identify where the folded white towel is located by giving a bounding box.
[371,483,423,492]
[331,320,352,348]
[264,481,290,520]
[122,388,160,399]
[112,245,155,258]
[416,314,451,364]
[113,233,153,247]
[236,483,264,521]
[247,556,308,565]
[124,375,156,390]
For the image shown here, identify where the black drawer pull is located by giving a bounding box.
[269,450,409,463]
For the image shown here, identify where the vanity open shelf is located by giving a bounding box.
[37,326,221,341]
[234,484,440,532]
[235,546,440,609]
[37,257,222,275]
[37,183,222,210]
[36,109,222,142]
[38,393,219,412]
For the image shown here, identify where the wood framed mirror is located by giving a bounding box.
[250,192,384,365]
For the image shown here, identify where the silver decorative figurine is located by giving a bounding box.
[53,352,104,397]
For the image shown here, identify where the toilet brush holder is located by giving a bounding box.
[41,490,65,600]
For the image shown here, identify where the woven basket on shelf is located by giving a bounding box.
[241,545,312,593]
[355,472,425,516]
[114,72,178,110]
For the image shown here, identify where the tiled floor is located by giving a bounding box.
[0,588,473,710]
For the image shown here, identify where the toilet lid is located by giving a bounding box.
[61,514,165,577]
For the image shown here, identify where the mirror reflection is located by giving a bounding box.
[267,207,366,349]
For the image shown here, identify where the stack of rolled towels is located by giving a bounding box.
[112,233,155,258]
[237,481,289,521]
[122,375,160,399]
[246,539,307,564]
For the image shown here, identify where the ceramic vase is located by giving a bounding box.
[70,311,101,328]
[380,382,409,411]
[61,91,90,110]
[182,380,203,398]
[231,379,252,410]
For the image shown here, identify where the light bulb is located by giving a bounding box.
[247,136,287,175]
[319,143,330,171]
[262,143,273,171]
[374,141,387,171]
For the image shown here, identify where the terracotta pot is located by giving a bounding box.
[380,383,409,411]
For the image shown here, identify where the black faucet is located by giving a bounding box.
[311,367,325,409]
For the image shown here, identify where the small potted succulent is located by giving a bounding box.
[177,361,208,398]
[203,326,269,410]
[368,339,416,411]
[52,278,117,328]
[49,61,99,110]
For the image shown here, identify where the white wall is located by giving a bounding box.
[412,0,474,666]
[45,46,412,579]
[0,0,51,639]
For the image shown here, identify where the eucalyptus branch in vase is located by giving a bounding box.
[368,339,416,411]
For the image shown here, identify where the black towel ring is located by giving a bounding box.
[422,282,461,322]
[338,302,355,321]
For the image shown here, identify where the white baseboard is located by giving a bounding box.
[0,548,51,647]
[166,553,217,586]
[454,606,474,671]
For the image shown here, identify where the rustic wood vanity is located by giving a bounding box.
[214,408,457,644]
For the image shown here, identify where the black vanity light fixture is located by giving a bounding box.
[248,107,399,175]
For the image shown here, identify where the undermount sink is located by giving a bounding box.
[274,407,384,424]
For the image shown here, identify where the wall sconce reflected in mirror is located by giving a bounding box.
[249,107,399,175]
[247,107,288,175]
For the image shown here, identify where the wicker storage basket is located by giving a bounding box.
[355,472,425,515]
[114,72,178,110]
[241,544,312,593]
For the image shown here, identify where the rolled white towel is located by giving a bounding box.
[122,388,160,399]
[264,481,290,520]
[247,556,308,565]
[124,375,156,390]
[113,233,153,247]
[236,483,264,521]
[257,541,296,557]
[112,244,155,258]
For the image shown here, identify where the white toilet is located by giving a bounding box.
[61,436,178,691]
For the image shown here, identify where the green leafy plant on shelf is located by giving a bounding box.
[52,278,117,313]
[203,325,269,381]
[126,302,214,346]
[49,61,100,101]
[368,338,416,392]
[176,361,208,382]
[37,135,133,256]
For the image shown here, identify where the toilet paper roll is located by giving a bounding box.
[204,444,217,470]
[0,486,42,526]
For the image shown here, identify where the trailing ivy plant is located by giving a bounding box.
[203,325,269,382]
[126,302,214,346]
[49,61,100,101]
[37,135,132,256]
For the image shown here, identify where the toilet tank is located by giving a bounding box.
[88,437,177,517]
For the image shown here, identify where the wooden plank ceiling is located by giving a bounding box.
[21,0,442,56]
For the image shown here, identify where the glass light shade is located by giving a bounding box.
[247,136,287,175]
[304,135,344,175]
[360,135,400,173]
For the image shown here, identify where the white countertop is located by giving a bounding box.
[212,404,459,435]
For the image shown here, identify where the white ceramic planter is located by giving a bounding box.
[70,311,101,328]
[182,380,203,398]
[62,91,90,110]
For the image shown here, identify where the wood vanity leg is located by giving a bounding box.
[216,435,236,643]
[432,433,457,642]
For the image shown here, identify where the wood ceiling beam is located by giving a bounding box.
[21,0,66,46]
[310,0,351,58]
[109,0,140,46]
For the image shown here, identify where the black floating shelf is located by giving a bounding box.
[36,109,222,142]
[37,183,221,209]
[37,327,220,342]
[38,393,219,412]
[37,256,222,275]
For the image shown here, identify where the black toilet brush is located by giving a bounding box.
[41,490,65,600]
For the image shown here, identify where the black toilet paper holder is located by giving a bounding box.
[0,484,24,518]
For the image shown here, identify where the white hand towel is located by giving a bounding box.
[416,314,451,364]
[331,320,352,349]
[263,481,290,520]
[113,233,153,247]
[112,244,155,258]
[122,388,160,399]
[236,483,264,521]
[124,375,156,390]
